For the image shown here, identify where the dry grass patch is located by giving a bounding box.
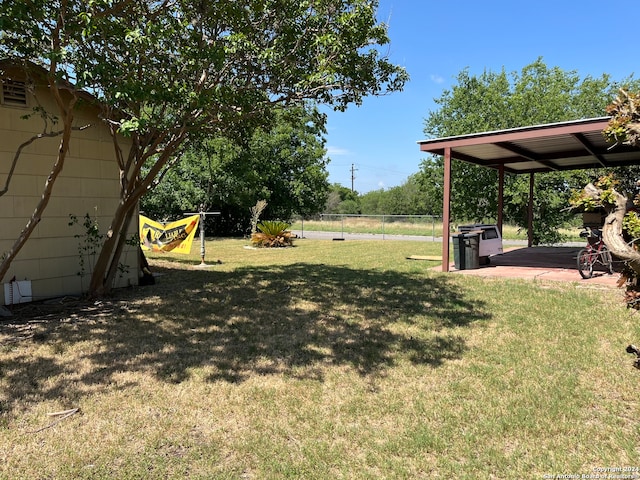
[1,238,639,478]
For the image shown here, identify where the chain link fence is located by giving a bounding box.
[292,214,443,240]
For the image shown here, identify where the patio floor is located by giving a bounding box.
[443,246,621,287]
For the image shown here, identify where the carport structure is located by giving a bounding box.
[417,117,640,272]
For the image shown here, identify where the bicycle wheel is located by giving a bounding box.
[577,248,593,279]
[601,247,614,275]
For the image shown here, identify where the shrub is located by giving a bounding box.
[250,221,294,248]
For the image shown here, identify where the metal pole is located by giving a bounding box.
[185,209,221,267]
[497,165,505,235]
[442,147,452,272]
[528,173,535,248]
[199,204,206,265]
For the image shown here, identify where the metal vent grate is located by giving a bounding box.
[2,79,27,106]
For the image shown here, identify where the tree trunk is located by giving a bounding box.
[0,63,84,283]
[583,183,640,276]
[87,133,187,297]
[0,122,74,282]
[103,205,136,291]
[87,197,136,296]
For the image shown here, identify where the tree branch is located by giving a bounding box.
[583,182,640,276]
[1,124,90,197]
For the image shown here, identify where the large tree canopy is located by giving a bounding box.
[419,58,639,243]
[0,0,407,295]
[141,103,330,236]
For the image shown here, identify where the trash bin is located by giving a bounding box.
[452,233,465,270]
[452,233,480,270]
[464,233,480,270]
[457,224,503,265]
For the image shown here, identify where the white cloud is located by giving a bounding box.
[326,146,350,156]
[430,74,444,84]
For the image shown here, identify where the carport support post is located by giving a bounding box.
[442,147,452,272]
[527,172,534,247]
[497,165,504,234]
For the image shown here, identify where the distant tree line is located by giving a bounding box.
[323,178,440,216]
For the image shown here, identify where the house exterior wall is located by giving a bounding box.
[0,68,138,304]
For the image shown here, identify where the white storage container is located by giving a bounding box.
[458,224,503,263]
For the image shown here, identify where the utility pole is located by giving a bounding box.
[350,163,358,192]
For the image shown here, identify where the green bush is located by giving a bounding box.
[250,221,294,248]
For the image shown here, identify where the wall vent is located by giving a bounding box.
[2,78,27,106]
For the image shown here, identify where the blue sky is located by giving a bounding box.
[323,0,638,193]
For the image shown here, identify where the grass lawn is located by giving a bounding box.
[1,238,639,479]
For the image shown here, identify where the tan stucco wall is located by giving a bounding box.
[0,73,138,304]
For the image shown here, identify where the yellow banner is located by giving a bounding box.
[139,214,200,254]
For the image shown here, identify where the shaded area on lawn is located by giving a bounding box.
[1,262,490,408]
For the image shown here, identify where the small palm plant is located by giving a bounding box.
[250,220,294,248]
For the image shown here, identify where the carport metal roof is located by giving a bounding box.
[416,117,640,272]
[417,117,640,174]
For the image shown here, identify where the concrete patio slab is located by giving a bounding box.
[440,246,621,288]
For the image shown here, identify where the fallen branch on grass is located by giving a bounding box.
[29,408,80,434]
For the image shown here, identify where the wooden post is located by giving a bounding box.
[528,172,534,247]
[497,165,504,235]
[442,147,452,272]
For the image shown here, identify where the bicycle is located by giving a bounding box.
[576,226,614,279]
